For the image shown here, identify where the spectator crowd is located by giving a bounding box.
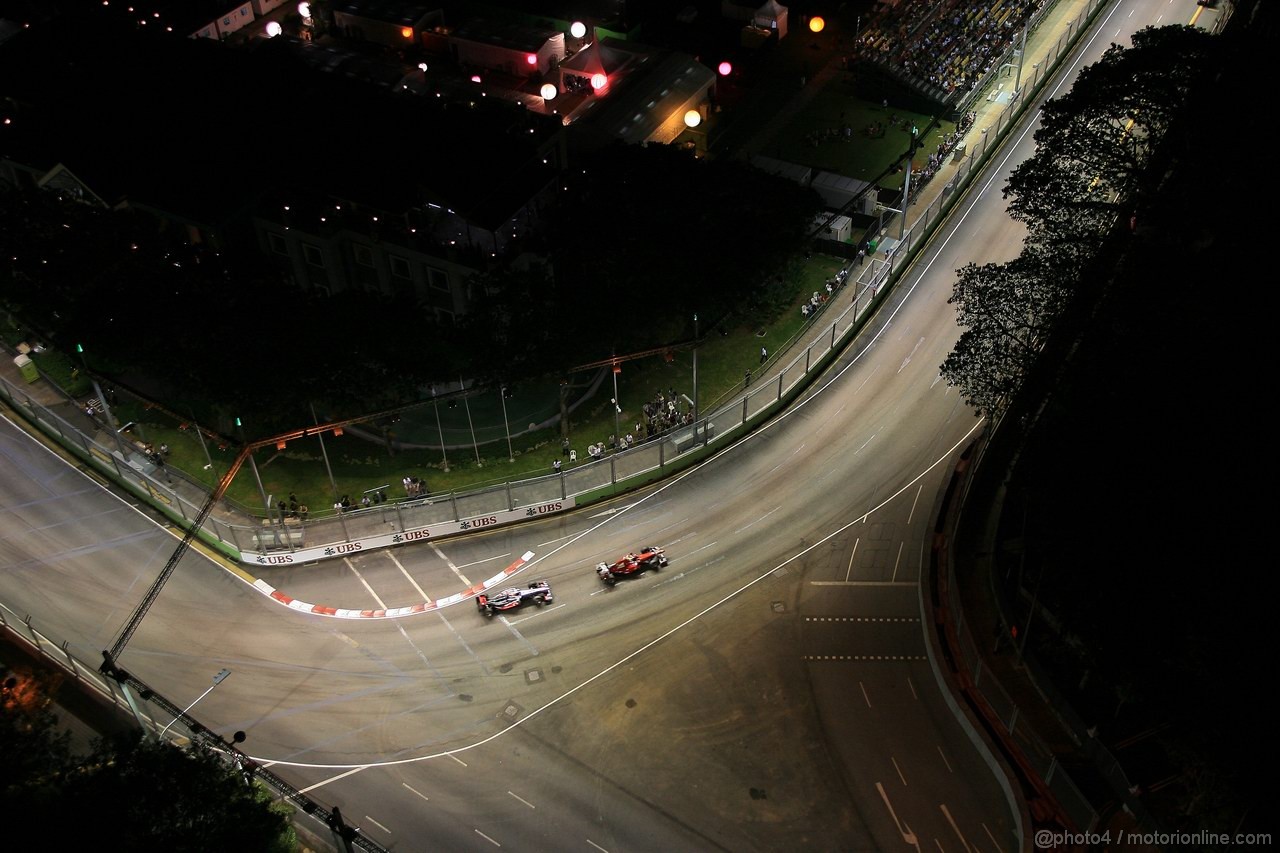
[853,0,1043,102]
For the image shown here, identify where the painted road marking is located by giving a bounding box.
[455,552,511,569]
[804,616,920,622]
[844,537,860,582]
[941,804,973,853]
[508,791,535,809]
[385,550,431,604]
[804,655,926,661]
[343,557,387,610]
[431,542,470,586]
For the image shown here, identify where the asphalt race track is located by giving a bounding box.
[0,2,1206,850]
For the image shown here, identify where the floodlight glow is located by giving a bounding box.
[718,61,732,76]
[570,21,587,38]
[265,21,282,37]
[541,83,557,99]
[527,54,537,65]
[809,16,825,33]
[591,73,606,90]
[684,109,701,128]
[297,2,310,16]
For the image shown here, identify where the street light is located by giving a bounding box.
[692,314,700,441]
[75,343,131,461]
[159,668,231,739]
[500,385,514,462]
[236,417,273,526]
[899,123,920,241]
[610,361,621,451]
[460,376,480,464]
[431,387,449,472]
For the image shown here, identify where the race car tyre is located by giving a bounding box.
[535,596,545,606]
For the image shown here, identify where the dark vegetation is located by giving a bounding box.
[1,663,295,851]
[944,13,1269,840]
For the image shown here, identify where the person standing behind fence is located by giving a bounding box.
[760,346,768,364]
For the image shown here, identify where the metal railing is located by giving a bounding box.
[0,603,390,853]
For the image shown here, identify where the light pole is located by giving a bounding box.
[310,403,348,539]
[432,396,449,472]
[159,667,231,739]
[188,409,215,473]
[236,417,272,521]
[610,361,622,450]
[899,123,919,241]
[500,385,514,462]
[460,376,480,464]
[692,314,699,439]
[75,343,130,461]
[1013,22,1029,93]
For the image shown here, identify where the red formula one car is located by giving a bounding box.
[595,546,669,585]
[476,581,553,617]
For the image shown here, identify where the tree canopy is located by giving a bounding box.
[1004,26,1216,247]
[1,665,294,851]
[945,24,1218,419]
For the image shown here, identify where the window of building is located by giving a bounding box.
[353,244,374,267]
[303,244,324,267]
[390,255,412,279]
[426,266,450,292]
[268,232,289,256]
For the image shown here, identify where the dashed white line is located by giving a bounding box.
[455,552,512,569]
[364,815,391,834]
[804,655,927,661]
[385,550,431,603]
[908,676,918,700]
[734,506,780,535]
[907,482,923,525]
[860,681,872,708]
[891,756,908,786]
[402,782,430,801]
[844,537,860,582]
[938,745,954,773]
[803,616,919,622]
[682,540,717,558]
[431,542,471,586]
[586,840,610,853]
[892,541,905,583]
[941,804,973,853]
[448,754,468,767]
[499,616,536,654]
[507,791,535,809]
[343,557,388,610]
[508,603,566,624]
[475,828,501,846]
[983,822,1006,853]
